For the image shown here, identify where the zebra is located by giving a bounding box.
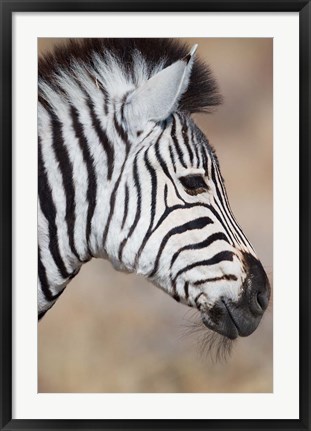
[38,38,270,344]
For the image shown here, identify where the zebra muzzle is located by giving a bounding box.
[202,297,264,340]
[201,254,270,339]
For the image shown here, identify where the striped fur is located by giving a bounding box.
[38,39,269,341]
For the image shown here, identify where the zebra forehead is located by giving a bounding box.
[39,38,222,114]
[192,124,220,166]
[136,114,219,173]
[176,115,218,156]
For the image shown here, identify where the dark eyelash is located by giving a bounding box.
[179,175,209,195]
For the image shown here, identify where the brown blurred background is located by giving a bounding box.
[38,38,273,393]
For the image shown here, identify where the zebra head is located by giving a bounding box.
[115,45,270,341]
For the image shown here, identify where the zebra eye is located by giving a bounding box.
[179,175,209,196]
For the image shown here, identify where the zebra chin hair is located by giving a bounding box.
[181,311,234,363]
[39,38,223,114]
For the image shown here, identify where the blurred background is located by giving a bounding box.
[38,38,273,393]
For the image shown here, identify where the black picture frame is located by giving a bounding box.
[1,1,310,430]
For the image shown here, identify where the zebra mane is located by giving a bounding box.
[39,38,222,114]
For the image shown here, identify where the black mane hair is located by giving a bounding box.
[39,38,222,114]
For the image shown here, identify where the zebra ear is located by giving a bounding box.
[125,44,198,131]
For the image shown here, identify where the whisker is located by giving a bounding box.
[180,311,234,362]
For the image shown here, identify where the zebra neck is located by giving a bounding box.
[38,92,133,297]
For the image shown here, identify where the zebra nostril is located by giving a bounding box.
[242,253,270,316]
[249,284,269,316]
[256,289,269,311]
